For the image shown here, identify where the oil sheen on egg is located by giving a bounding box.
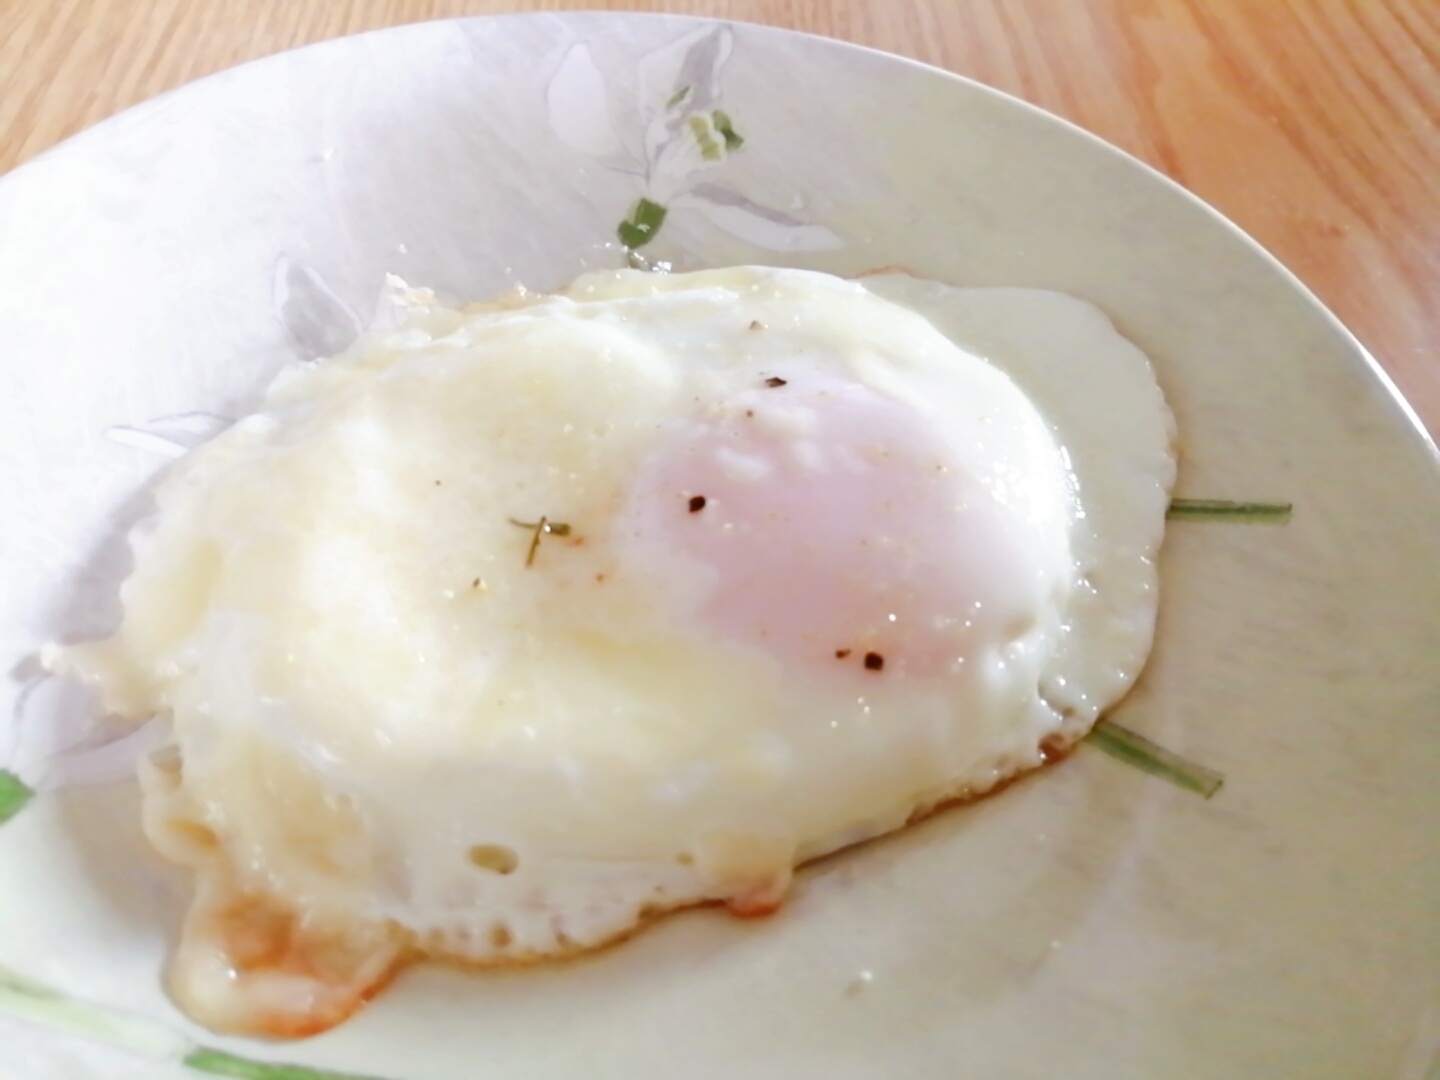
[51,266,1176,1037]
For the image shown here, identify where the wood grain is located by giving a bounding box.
[1,0,1436,435]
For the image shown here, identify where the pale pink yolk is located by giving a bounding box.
[631,374,1054,680]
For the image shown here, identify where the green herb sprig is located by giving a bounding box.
[508,516,572,567]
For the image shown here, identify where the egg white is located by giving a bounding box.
[52,266,1175,1036]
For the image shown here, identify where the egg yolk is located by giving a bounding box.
[631,372,1061,680]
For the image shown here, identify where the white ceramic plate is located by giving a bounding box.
[1,13,1437,1079]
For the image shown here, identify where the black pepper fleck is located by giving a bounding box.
[764,376,787,388]
[749,320,765,331]
[688,495,707,513]
[864,651,885,671]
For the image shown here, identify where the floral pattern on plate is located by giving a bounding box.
[546,24,842,253]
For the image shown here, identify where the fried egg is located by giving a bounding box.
[51,266,1176,1036]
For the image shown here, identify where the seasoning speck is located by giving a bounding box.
[749,320,765,331]
[835,648,851,659]
[864,651,885,671]
[509,516,572,567]
[688,495,707,513]
[764,376,787,388]
[434,480,442,486]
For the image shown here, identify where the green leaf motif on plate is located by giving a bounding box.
[617,197,668,249]
[712,110,743,150]
[1167,498,1293,522]
[184,1047,391,1080]
[687,115,724,161]
[0,962,190,1060]
[0,769,34,826]
[0,963,398,1080]
[1084,718,1225,799]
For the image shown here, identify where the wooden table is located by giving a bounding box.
[3,0,1436,436]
